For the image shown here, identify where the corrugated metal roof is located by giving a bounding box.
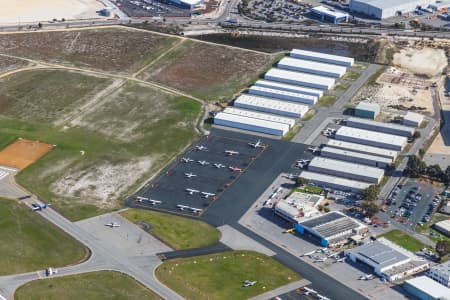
[351,0,432,10]
[405,276,450,298]
[223,107,296,127]
[309,157,385,179]
[234,94,310,115]
[248,85,318,103]
[403,112,424,124]
[300,171,372,190]
[321,146,392,164]
[348,241,410,268]
[290,49,354,65]
[214,112,290,132]
[265,68,336,89]
[312,5,349,18]
[327,140,397,159]
[347,117,415,135]
[336,126,408,148]
[254,80,324,98]
[430,260,450,277]
[278,57,347,77]
[356,102,380,112]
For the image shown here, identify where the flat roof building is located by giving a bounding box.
[254,79,324,98]
[273,192,323,223]
[355,102,380,119]
[295,211,368,247]
[345,238,430,282]
[265,68,335,90]
[335,126,408,151]
[248,86,318,105]
[214,112,290,136]
[299,171,372,192]
[327,140,398,160]
[290,49,354,67]
[277,57,347,78]
[350,0,434,19]
[404,276,450,300]
[427,261,450,288]
[308,157,384,184]
[346,117,415,137]
[403,112,424,127]
[234,94,309,119]
[320,146,392,169]
[311,5,349,24]
[434,219,450,237]
[223,107,296,128]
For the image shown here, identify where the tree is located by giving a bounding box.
[426,164,443,179]
[436,240,450,257]
[361,185,380,202]
[406,155,426,177]
[296,177,308,186]
[413,131,421,139]
[361,201,379,217]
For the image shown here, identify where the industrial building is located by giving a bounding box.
[223,107,296,128]
[264,68,336,90]
[403,112,424,127]
[349,0,434,19]
[234,94,309,119]
[290,49,354,67]
[295,211,368,247]
[346,117,415,137]
[311,5,349,24]
[320,146,391,168]
[335,126,408,151]
[354,102,380,119]
[434,219,450,237]
[404,276,450,300]
[345,238,430,282]
[277,57,347,78]
[273,192,323,223]
[170,0,203,9]
[248,86,318,105]
[308,157,384,183]
[327,140,398,160]
[254,79,324,98]
[214,112,290,136]
[299,171,372,192]
[427,261,450,287]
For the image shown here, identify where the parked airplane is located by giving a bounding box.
[359,274,374,280]
[176,204,202,214]
[190,207,203,214]
[317,295,331,300]
[213,163,226,168]
[181,157,194,163]
[195,145,207,151]
[335,257,345,262]
[184,172,197,178]
[284,173,298,180]
[225,150,239,156]
[186,188,200,195]
[136,196,149,201]
[300,250,316,257]
[177,204,190,211]
[105,222,120,228]
[308,146,321,153]
[243,280,257,287]
[201,192,216,198]
[31,203,49,211]
[303,287,317,295]
[197,160,210,166]
[45,267,58,276]
[249,139,264,148]
[229,166,242,172]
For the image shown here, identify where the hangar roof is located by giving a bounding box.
[347,241,409,269]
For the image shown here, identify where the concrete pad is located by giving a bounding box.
[248,279,311,300]
[218,225,276,257]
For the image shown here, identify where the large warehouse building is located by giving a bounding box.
[349,0,434,19]
[253,79,324,98]
[327,140,398,160]
[320,146,391,168]
[214,112,290,136]
[335,126,408,151]
[307,157,384,183]
[273,191,323,223]
[264,68,336,90]
[427,260,450,287]
[295,211,368,247]
[233,94,309,118]
[248,86,318,105]
[290,49,354,67]
[346,117,415,137]
[299,171,372,192]
[223,107,296,128]
[404,276,450,300]
[277,57,347,78]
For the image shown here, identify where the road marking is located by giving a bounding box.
[0,165,16,172]
[0,171,8,181]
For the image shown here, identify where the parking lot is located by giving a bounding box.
[119,0,191,17]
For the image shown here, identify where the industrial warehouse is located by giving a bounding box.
[326,140,398,160]
[349,0,437,19]
[334,126,408,151]
[253,80,324,98]
[346,117,415,137]
[264,68,336,90]
[233,94,309,118]
[320,146,392,168]
[299,171,372,192]
[273,191,323,223]
[248,86,318,105]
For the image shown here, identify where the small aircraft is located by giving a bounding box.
[195,145,207,151]
[190,207,203,214]
[197,160,210,166]
[359,274,374,280]
[308,146,321,153]
[184,172,197,178]
[201,192,216,198]
[225,150,239,156]
[335,257,345,263]
[283,228,295,234]
[303,287,318,296]
[45,267,58,277]
[284,173,298,180]
[243,280,257,287]
[136,196,149,202]
[248,139,264,148]
[105,222,120,228]
[177,204,190,211]
[229,166,242,172]
[186,188,200,195]
[318,295,331,300]
[31,203,49,211]
[181,157,194,163]
[213,163,226,168]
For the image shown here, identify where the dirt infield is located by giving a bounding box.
[0,139,53,169]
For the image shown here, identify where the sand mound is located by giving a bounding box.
[393,48,447,78]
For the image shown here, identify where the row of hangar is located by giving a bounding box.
[214,49,355,137]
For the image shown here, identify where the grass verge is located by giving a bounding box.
[155,251,301,300]
[316,95,338,107]
[342,70,361,81]
[15,271,161,300]
[0,198,87,275]
[120,209,220,250]
[380,229,429,252]
[282,124,302,141]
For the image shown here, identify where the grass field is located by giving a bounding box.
[316,94,338,107]
[0,198,86,275]
[121,209,220,250]
[380,230,429,252]
[0,28,179,73]
[15,271,161,300]
[0,70,201,221]
[139,39,274,101]
[342,70,361,81]
[415,213,450,242]
[156,251,300,300]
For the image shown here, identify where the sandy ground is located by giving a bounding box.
[0,0,106,24]
[0,139,53,169]
[393,48,447,78]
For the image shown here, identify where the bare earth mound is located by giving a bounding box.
[393,48,447,78]
[0,139,53,169]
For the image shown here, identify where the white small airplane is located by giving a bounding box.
[318,295,331,300]
[147,199,162,205]
[243,280,257,287]
[105,222,120,228]
[300,250,316,257]
[335,257,345,262]
[190,207,203,214]
[225,150,239,156]
[181,157,194,163]
[136,196,149,202]
[31,203,49,211]
[201,192,216,198]
[303,287,317,295]
[249,139,264,148]
[359,274,374,280]
[177,204,190,211]
[45,267,58,276]
[229,166,242,172]
[186,188,200,195]
[285,173,298,180]
[184,172,197,178]
[197,160,210,166]
[308,146,321,153]
[195,145,207,151]
[213,163,226,168]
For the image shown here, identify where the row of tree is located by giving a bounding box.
[405,155,450,183]
[361,185,381,217]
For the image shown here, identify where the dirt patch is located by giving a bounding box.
[393,48,447,78]
[0,56,27,74]
[52,158,154,208]
[0,138,53,169]
[427,133,449,155]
